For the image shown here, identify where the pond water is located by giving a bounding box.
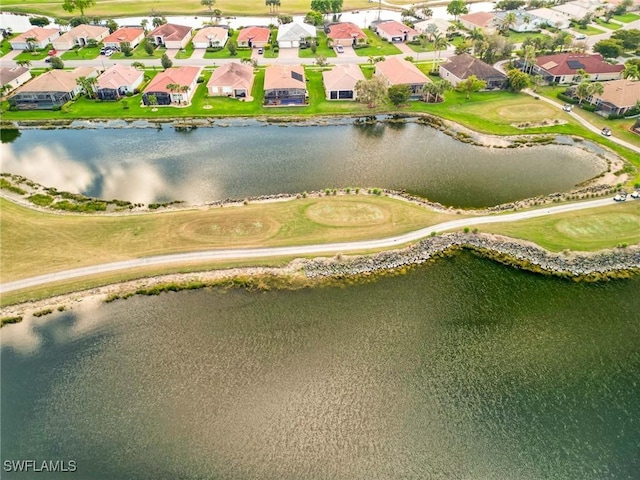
[2,253,639,479]
[1,122,606,208]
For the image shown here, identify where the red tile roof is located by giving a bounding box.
[535,53,624,76]
[375,57,430,86]
[237,26,270,44]
[327,22,367,42]
[144,66,202,94]
[264,65,306,90]
[376,20,418,38]
[460,12,495,28]
[148,23,192,42]
[97,64,143,90]
[12,27,60,43]
[104,27,144,44]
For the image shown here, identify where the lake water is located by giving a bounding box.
[1,122,606,208]
[2,253,639,479]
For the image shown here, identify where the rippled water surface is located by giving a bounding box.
[2,254,639,479]
[1,123,605,207]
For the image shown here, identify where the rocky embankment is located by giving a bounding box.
[303,233,640,280]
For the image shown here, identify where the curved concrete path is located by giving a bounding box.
[0,197,629,294]
[523,89,640,155]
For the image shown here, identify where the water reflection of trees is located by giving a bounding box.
[0,128,21,144]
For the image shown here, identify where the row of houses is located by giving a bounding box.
[8,18,425,55]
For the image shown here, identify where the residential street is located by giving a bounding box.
[0,197,628,294]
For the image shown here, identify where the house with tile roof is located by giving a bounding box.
[237,26,271,48]
[532,53,624,84]
[207,62,254,99]
[52,24,109,51]
[10,27,60,50]
[374,57,431,99]
[492,10,545,33]
[322,63,365,100]
[528,8,571,30]
[142,66,202,106]
[8,67,96,109]
[193,26,229,49]
[414,18,453,37]
[372,20,419,43]
[277,22,316,48]
[96,64,144,101]
[103,27,145,50]
[439,53,506,89]
[459,12,496,35]
[0,66,32,94]
[148,23,193,49]
[587,79,640,115]
[264,65,307,106]
[326,22,367,46]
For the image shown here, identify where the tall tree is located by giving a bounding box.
[388,84,412,106]
[355,76,387,108]
[76,76,97,98]
[446,0,469,22]
[457,75,486,99]
[499,12,517,35]
[622,63,639,80]
[161,53,173,69]
[522,44,536,74]
[15,59,32,68]
[506,68,529,91]
[62,0,96,17]
[24,36,37,52]
[201,0,216,22]
[574,80,603,105]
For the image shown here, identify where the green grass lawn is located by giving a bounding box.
[571,23,606,35]
[203,31,252,59]
[613,13,640,23]
[0,0,374,18]
[60,45,101,60]
[174,42,195,59]
[111,43,166,60]
[13,49,49,61]
[480,202,640,252]
[353,29,402,57]
[594,18,622,30]
[1,34,17,56]
[298,32,336,59]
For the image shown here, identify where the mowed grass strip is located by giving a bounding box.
[479,202,640,252]
[1,0,374,18]
[1,195,454,282]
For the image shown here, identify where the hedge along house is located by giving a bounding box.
[325,22,367,46]
[276,22,316,48]
[8,67,97,110]
[103,27,145,50]
[264,65,307,106]
[439,53,506,89]
[96,64,144,101]
[372,20,419,43]
[237,26,271,48]
[148,23,193,49]
[9,27,60,50]
[322,63,365,100]
[374,57,431,99]
[192,26,229,49]
[532,53,624,84]
[206,62,254,99]
[142,66,202,106]
[52,24,109,51]
[0,66,32,94]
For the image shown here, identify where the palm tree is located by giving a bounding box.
[431,32,448,73]
[522,44,536,74]
[500,12,517,35]
[587,81,604,102]
[25,36,38,52]
[622,63,640,80]
[76,76,97,98]
[131,61,145,70]
[15,59,32,68]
